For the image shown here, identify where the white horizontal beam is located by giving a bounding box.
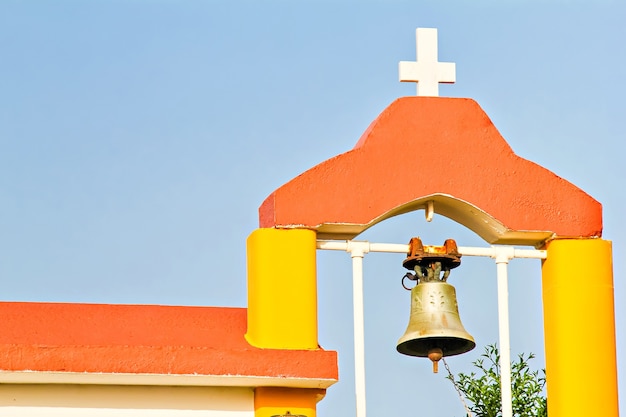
[0,371,337,389]
[316,240,546,260]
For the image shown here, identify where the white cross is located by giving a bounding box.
[399,28,456,97]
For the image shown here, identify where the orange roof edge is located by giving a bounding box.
[0,302,337,384]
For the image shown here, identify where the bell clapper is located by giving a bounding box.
[428,347,443,373]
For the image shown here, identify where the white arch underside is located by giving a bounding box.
[313,194,554,247]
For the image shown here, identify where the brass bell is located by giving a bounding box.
[396,238,475,372]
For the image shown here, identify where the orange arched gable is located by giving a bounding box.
[259,97,602,245]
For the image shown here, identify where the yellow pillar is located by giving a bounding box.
[246,228,321,417]
[246,228,318,349]
[542,238,619,417]
[254,387,325,417]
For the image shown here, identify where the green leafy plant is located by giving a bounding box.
[446,344,547,417]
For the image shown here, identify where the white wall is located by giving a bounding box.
[0,384,254,417]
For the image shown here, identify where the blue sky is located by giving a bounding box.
[1,1,624,415]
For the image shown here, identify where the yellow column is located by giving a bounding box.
[246,229,321,417]
[254,387,325,417]
[542,238,619,417]
[246,228,318,349]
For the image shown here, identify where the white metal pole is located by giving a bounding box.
[494,249,513,417]
[350,244,367,417]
